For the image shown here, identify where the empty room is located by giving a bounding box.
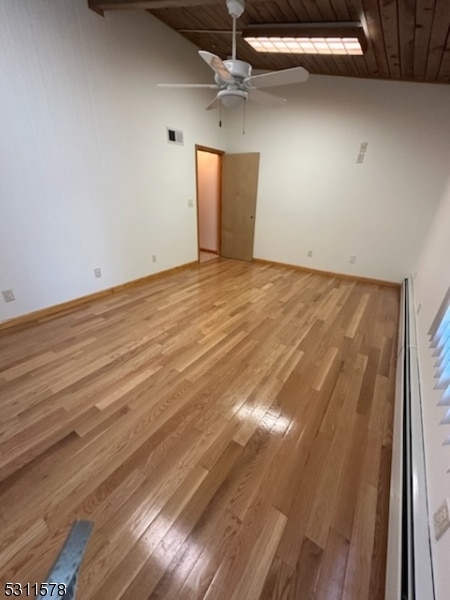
[1,0,450,599]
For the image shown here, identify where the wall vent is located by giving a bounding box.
[167,127,184,146]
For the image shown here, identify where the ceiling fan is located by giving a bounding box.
[157,0,309,110]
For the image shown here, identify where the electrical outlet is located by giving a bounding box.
[94,268,102,278]
[152,255,157,263]
[360,142,368,153]
[188,198,194,208]
[356,153,365,164]
[349,255,357,264]
[307,250,313,258]
[434,499,450,540]
[2,289,15,303]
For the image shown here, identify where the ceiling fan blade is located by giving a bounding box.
[246,66,309,89]
[199,50,234,82]
[248,89,286,107]
[157,83,218,88]
[206,96,221,110]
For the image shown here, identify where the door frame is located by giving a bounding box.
[195,145,224,262]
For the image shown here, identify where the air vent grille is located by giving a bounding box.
[167,127,184,145]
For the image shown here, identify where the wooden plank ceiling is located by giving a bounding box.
[89,0,450,83]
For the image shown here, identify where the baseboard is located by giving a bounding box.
[0,261,198,333]
[252,258,401,288]
[199,248,219,255]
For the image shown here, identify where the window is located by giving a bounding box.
[429,287,450,446]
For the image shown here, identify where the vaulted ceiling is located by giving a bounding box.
[88,0,450,84]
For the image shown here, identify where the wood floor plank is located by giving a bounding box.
[346,292,370,339]
[275,431,330,568]
[171,509,241,600]
[331,412,368,541]
[341,483,378,599]
[314,528,349,600]
[0,259,399,600]
[201,500,280,600]
[369,444,392,600]
[258,555,294,600]
[228,507,287,600]
[305,417,355,549]
[289,536,323,599]
[92,463,209,600]
[0,518,48,570]
[121,441,243,599]
[357,347,381,416]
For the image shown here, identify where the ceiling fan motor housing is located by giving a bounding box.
[214,59,252,89]
[224,59,252,79]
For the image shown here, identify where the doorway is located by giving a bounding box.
[195,147,260,263]
[195,145,223,264]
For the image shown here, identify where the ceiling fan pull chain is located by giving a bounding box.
[242,98,246,135]
[219,101,223,127]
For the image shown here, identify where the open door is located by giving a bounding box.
[195,145,223,263]
[221,153,260,261]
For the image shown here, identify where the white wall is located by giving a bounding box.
[0,0,225,321]
[414,176,450,600]
[197,150,220,252]
[226,77,450,282]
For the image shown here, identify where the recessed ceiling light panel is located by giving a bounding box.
[243,23,367,56]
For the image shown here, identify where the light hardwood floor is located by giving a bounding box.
[199,251,219,263]
[0,259,399,599]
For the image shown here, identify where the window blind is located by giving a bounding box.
[429,287,450,447]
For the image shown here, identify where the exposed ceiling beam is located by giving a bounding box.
[88,0,104,15]
[88,0,223,11]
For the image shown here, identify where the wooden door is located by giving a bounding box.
[221,152,260,261]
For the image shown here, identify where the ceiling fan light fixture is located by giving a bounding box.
[217,89,248,107]
[243,23,367,56]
